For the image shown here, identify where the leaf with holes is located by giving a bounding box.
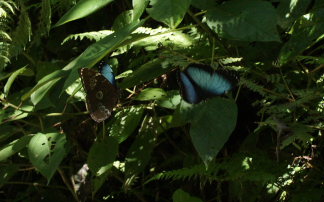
[28,133,68,182]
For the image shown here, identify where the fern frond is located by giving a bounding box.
[0,0,17,69]
[9,5,31,58]
[146,164,207,183]
[240,77,267,96]
[61,30,114,44]
[0,0,16,16]
[38,0,51,37]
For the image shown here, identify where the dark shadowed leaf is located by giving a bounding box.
[206,0,280,42]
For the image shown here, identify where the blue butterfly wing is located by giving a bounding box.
[180,72,200,104]
[100,63,116,86]
[186,67,232,95]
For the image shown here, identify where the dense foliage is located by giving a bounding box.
[0,0,323,201]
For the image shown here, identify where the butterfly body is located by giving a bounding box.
[79,64,118,123]
[179,64,235,104]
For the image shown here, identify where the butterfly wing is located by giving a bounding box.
[186,66,232,95]
[179,72,200,104]
[79,68,118,123]
[100,63,116,86]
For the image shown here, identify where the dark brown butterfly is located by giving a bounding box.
[79,65,118,123]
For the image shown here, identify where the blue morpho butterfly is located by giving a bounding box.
[79,63,118,123]
[178,64,235,104]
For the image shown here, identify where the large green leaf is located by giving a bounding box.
[118,58,173,89]
[0,135,32,161]
[279,9,324,64]
[206,0,280,42]
[133,0,149,21]
[28,133,67,182]
[30,77,61,106]
[87,136,118,176]
[189,98,237,165]
[147,0,191,28]
[21,70,67,102]
[109,105,145,143]
[135,88,167,101]
[54,0,114,27]
[4,66,33,97]
[156,90,181,109]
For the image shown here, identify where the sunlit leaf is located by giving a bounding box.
[28,133,67,182]
[54,0,114,27]
[147,0,191,28]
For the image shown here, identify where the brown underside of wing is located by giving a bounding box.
[79,68,118,123]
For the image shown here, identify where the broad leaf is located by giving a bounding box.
[119,58,173,89]
[133,0,149,21]
[135,88,167,101]
[156,90,181,109]
[206,0,280,42]
[0,135,32,161]
[28,133,67,182]
[147,0,191,28]
[4,66,33,96]
[189,98,237,165]
[54,0,114,27]
[87,136,118,176]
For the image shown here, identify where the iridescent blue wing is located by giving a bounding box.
[100,63,116,86]
[179,72,200,104]
[186,66,232,95]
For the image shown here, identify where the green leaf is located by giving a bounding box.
[21,70,67,102]
[118,58,173,89]
[0,105,34,123]
[133,0,149,21]
[206,0,280,42]
[54,0,114,27]
[189,98,237,165]
[87,136,118,176]
[109,106,145,143]
[61,19,145,94]
[135,88,167,101]
[156,90,181,109]
[147,0,191,28]
[279,9,324,64]
[4,66,33,96]
[125,116,159,178]
[173,189,203,202]
[28,133,67,182]
[0,135,32,161]
[112,10,137,31]
[30,77,61,106]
